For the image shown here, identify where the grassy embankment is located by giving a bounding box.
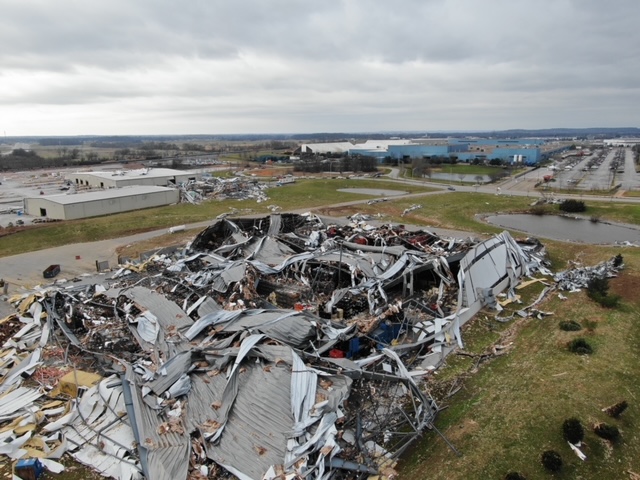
[400,250,640,480]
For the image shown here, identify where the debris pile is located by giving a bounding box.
[1,214,552,479]
[402,204,422,216]
[554,255,624,291]
[180,176,271,205]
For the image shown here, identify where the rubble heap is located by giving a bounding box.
[554,255,624,291]
[179,176,271,205]
[1,214,553,480]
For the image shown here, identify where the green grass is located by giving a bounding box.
[400,247,640,480]
[443,164,510,175]
[320,192,533,233]
[584,201,640,225]
[5,189,631,259]
[537,186,618,196]
[318,192,640,242]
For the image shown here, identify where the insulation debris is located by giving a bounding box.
[0,213,565,479]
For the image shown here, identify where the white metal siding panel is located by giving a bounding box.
[24,198,67,219]
[62,189,179,220]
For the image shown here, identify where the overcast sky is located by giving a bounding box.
[1,0,639,136]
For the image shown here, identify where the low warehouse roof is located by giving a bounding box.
[25,185,177,205]
[68,168,191,180]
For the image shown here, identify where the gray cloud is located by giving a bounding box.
[1,0,639,134]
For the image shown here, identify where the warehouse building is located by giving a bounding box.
[23,186,179,220]
[604,138,640,147]
[67,168,196,189]
[298,138,543,164]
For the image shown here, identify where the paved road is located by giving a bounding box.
[0,221,212,294]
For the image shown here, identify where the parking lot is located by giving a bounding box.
[502,147,640,194]
[548,147,639,192]
[0,168,78,227]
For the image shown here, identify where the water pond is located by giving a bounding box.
[484,214,640,245]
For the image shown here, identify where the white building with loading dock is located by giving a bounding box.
[23,185,179,220]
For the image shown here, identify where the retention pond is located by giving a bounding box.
[484,214,640,245]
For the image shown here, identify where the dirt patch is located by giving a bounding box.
[446,418,480,442]
[609,271,640,306]
[316,206,358,217]
[244,167,292,178]
[115,230,196,259]
[0,224,30,238]
[336,188,407,196]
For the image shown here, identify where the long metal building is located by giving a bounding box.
[23,186,179,220]
[66,168,197,189]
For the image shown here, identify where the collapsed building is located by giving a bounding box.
[1,213,561,479]
[179,176,271,205]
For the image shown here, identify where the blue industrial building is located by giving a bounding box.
[387,144,465,159]
[457,147,541,164]
[302,138,546,165]
[448,138,546,146]
[385,142,541,165]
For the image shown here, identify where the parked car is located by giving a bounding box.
[447,186,456,191]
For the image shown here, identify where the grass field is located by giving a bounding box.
[319,192,640,241]
[399,247,640,480]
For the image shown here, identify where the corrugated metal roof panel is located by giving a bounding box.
[64,377,140,478]
[0,386,43,418]
[121,286,193,330]
[125,367,190,480]
[147,351,192,396]
[208,365,292,478]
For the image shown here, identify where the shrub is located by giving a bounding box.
[541,450,563,472]
[603,400,628,418]
[587,276,610,297]
[568,338,593,355]
[559,199,586,213]
[594,423,620,442]
[563,417,584,444]
[559,320,582,331]
[505,473,526,480]
[587,276,621,309]
[613,254,624,268]
[595,294,621,308]
[530,205,548,216]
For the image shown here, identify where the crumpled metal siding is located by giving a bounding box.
[124,366,190,480]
